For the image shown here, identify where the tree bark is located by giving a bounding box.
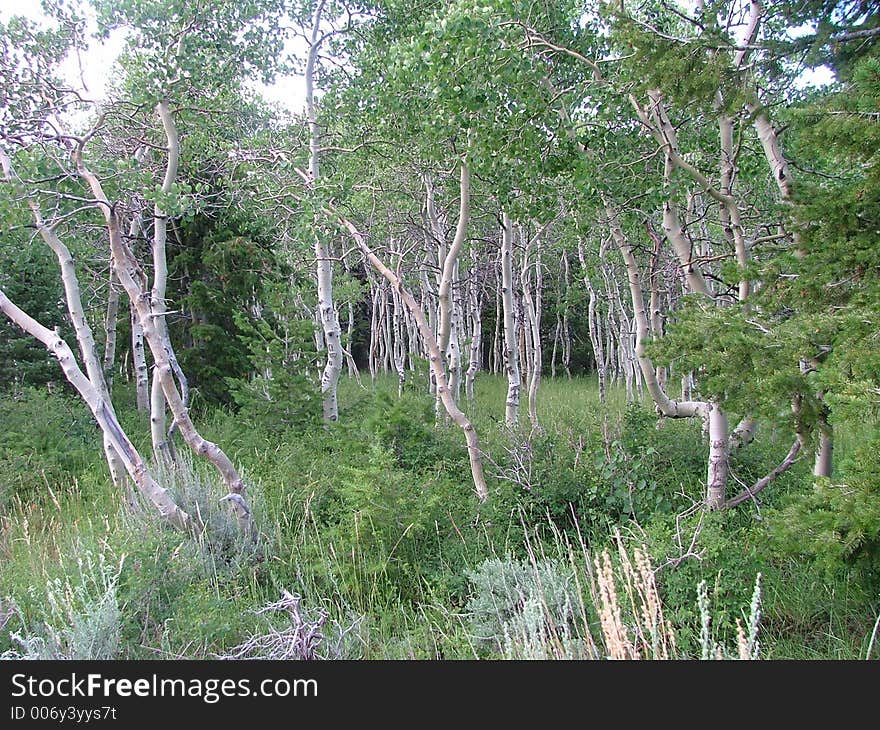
[306,0,342,421]
[131,300,149,412]
[464,247,481,402]
[578,241,607,403]
[103,266,121,389]
[75,148,252,530]
[705,401,729,510]
[814,411,833,477]
[520,234,542,431]
[501,211,521,428]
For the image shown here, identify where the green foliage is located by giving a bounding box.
[301,437,473,607]
[0,243,69,391]
[94,0,286,103]
[3,547,123,660]
[0,388,101,508]
[643,510,767,654]
[361,390,461,472]
[0,376,876,658]
[465,555,580,656]
[485,400,706,531]
[226,289,321,430]
[768,434,880,579]
[604,2,742,111]
[168,212,284,406]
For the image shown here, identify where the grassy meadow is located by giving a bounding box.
[0,374,877,660]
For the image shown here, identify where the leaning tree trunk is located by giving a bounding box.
[426,162,470,414]
[75,144,252,530]
[0,288,191,529]
[333,212,488,502]
[609,205,735,508]
[0,148,132,498]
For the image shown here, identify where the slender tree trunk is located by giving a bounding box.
[588,281,606,402]
[369,279,380,381]
[561,252,572,378]
[578,241,607,403]
[345,301,357,378]
[132,301,149,412]
[492,275,502,375]
[609,205,735,507]
[521,236,542,431]
[551,314,561,379]
[103,266,121,389]
[644,220,668,391]
[501,211,521,428]
[390,243,407,396]
[814,410,833,477]
[465,247,481,402]
[306,0,342,421]
[147,100,180,460]
[0,150,136,503]
[465,300,481,402]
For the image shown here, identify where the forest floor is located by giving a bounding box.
[0,375,877,659]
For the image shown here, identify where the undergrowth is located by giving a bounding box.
[0,376,877,659]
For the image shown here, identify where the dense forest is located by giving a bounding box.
[0,0,878,660]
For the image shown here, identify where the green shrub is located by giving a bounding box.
[226,295,321,431]
[3,547,123,660]
[767,434,880,580]
[0,388,101,507]
[465,556,582,657]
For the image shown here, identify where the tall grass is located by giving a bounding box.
[0,376,876,659]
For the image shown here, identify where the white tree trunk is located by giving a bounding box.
[609,205,735,507]
[390,244,407,396]
[501,211,521,428]
[491,277,502,375]
[814,413,833,478]
[520,235,542,431]
[131,301,149,412]
[306,0,342,421]
[0,149,134,499]
[148,100,180,459]
[561,252,572,378]
[706,401,729,510]
[447,283,463,403]
[578,241,607,403]
[103,266,121,389]
[464,247,481,402]
[75,149,252,530]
